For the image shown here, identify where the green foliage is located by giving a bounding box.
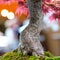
[0,50,60,60]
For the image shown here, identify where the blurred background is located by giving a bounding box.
[0,0,60,56]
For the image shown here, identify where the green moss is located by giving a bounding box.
[0,50,29,60]
[29,56,40,60]
[0,50,60,60]
[54,56,60,60]
[44,51,54,57]
[45,57,54,60]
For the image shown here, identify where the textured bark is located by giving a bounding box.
[18,0,45,56]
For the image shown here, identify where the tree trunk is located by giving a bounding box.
[18,0,45,56]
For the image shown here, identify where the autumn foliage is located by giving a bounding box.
[42,0,60,21]
[0,0,29,23]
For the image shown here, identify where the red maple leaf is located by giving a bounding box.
[15,6,29,20]
[42,4,49,14]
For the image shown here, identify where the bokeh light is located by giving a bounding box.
[7,12,15,19]
[1,9,8,17]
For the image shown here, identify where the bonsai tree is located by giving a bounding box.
[18,0,45,56]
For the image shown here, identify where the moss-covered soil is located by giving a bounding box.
[0,49,60,60]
